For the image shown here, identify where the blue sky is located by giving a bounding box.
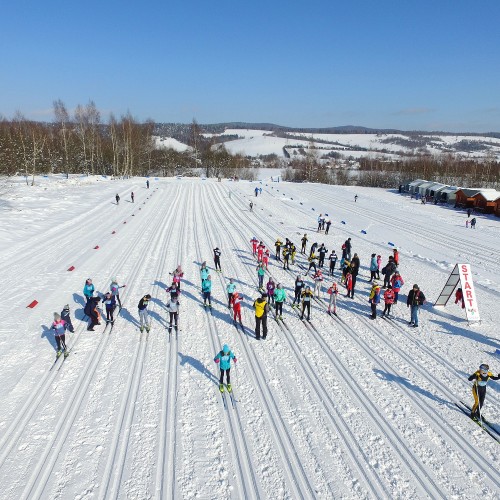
[1,0,499,132]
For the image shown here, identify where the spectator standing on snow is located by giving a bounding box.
[407,284,426,327]
[470,217,477,229]
[390,271,404,304]
[369,254,378,282]
[382,285,395,317]
[382,256,397,288]
[146,179,150,189]
[368,281,382,319]
[253,292,269,340]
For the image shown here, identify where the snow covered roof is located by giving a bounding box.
[473,189,500,201]
[457,188,481,197]
[417,181,438,190]
[408,179,428,187]
[439,186,459,195]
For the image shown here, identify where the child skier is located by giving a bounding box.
[257,242,265,262]
[250,237,258,255]
[306,252,318,276]
[382,285,395,317]
[327,282,338,315]
[102,291,117,324]
[312,269,324,298]
[300,286,314,321]
[166,295,180,332]
[60,304,74,333]
[274,283,286,320]
[226,279,236,309]
[328,250,338,277]
[213,247,222,272]
[200,261,209,285]
[368,281,382,319]
[262,248,270,270]
[110,277,125,309]
[275,238,283,261]
[138,294,151,332]
[52,312,69,357]
[131,191,135,203]
[202,275,212,308]
[455,287,465,309]
[166,281,180,300]
[376,255,382,279]
[83,278,94,302]
[171,264,184,290]
[369,254,378,282]
[282,246,291,270]
[345,269,354,299]
[390,271,404,304]
[232,292,243,324]
[266,277,276,305]
[293,275,306,307]
[84,297,101,331]
[468,364,499,420]
[214,344,237,392]
[300,233,308,254]
[256,262,266,290]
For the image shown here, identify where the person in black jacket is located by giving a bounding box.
[344,238,352,260]
[350,253,360,295]
[382,256,397,288]
[468,364,500,419]
[318,244,328,268]
[407,284,425,327]
[213,247,222,271]
[84,297,101,331]
[138,294,151,332]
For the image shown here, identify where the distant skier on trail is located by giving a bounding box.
[115,194,120,205]
[166,295,180,333]
[249,201,253,212]
[301,234,308,254]
[468,364,499,420]
[146,179,150,189]
[138,294,151,333]
[52,312,69,357]
[200,261,209,285]
[110,277,125,309]
[257,241,265,262]
[318,243,328,268]
[226,279,236,308]
[131,191,135,203]
[275,238,283,261]
[214,344,237,393]
[250,237,258,255]
[170,264,184,290]
[213,247,222,272]
[312,269,324,298]
[325,220,331,235]
[262,248,270,270]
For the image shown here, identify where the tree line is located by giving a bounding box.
[0,101,253,183]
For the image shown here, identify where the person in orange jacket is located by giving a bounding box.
[393,248,399,266]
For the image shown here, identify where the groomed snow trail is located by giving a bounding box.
[0,176,499,499]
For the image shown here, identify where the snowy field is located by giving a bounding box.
[0,174,499,499]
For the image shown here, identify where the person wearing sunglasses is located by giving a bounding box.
[468,364,500,420]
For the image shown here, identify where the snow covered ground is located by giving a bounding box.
[0,175,499,499]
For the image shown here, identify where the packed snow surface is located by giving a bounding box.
[0,174,499,499]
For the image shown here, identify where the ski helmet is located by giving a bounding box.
[63,304,70,311]
[223,344,230,353]
[53,312,61,320]
[479,364,489,374]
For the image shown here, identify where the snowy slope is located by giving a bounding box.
[0,176,499,499]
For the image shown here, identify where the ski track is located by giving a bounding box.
[1,177,500,499]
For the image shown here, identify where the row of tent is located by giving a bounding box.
[404,179,500,216]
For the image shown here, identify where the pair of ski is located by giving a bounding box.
[455,400,500,443]
[167,325,179,341]
[220,385,237,410]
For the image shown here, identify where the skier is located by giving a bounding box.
[390,271,404,304]
[249,201,254,212]
[83,278,95,302]
[468,364,499,420]
[382,285,395,317]
[301,234,308,254]
[312,269,324,298]
[253,292,269,340]
[292,275,306,307]
[327,282,338,315]
[266,277,276,305]
[382,256,396,288]
[84,296,101,331]
[350,253,360,293]
[226,279,236,308]
[250,237,258,256]
[376,255,382,280]
[290,243,297,265]
[369,254,378,282]
[166,281,180,300]
[325,220,332,235]
[317,214,324,232]
[318,244,328,268]
[115,194,120,205]
[300,286,313,321]
[146,179,149,189]
[213,247,222,272]
[368,281,382,319]
[200,261,209,284]
[345,269,354,299]
[470,217,477,229]
[344,238,352,260]
[275,238,283,261]
[455,287,465,309]
[393,248,399,266]
[407,284,426,327]
[232,292,243,324]
[131,191,135,203]
[256,262,266,290]
[262,248,270,270]
[60,304,74,333]
[282,246,291,270]
[306,251,318,276]
[170,264,184,290]
[309,241,318,258]
[202,275,212,308]
[274,283,286,320]
[328,250,338,277]
[166,295,180,332]
[254,186,259,197]
[214,344,237,392]
[110,277,124,309]
[257,241,265,262]
[467,208,472,218]
[259,187,262,194]
[102,291,117,324]
[341,258,350,284]
[354,194,358,202]
[138,294,151,332]
[52,312,69,357]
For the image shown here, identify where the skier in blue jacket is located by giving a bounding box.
[202,275,212,308]
[214,344,237,392]
[83,278,95,302]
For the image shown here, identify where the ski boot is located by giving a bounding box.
[279,315,283,320]
[146,326,151,333]
[140,326,144,333]
[227,384,232,393]
[64,350,69,358]
[56,350,62,358]
[219,383,224,393]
